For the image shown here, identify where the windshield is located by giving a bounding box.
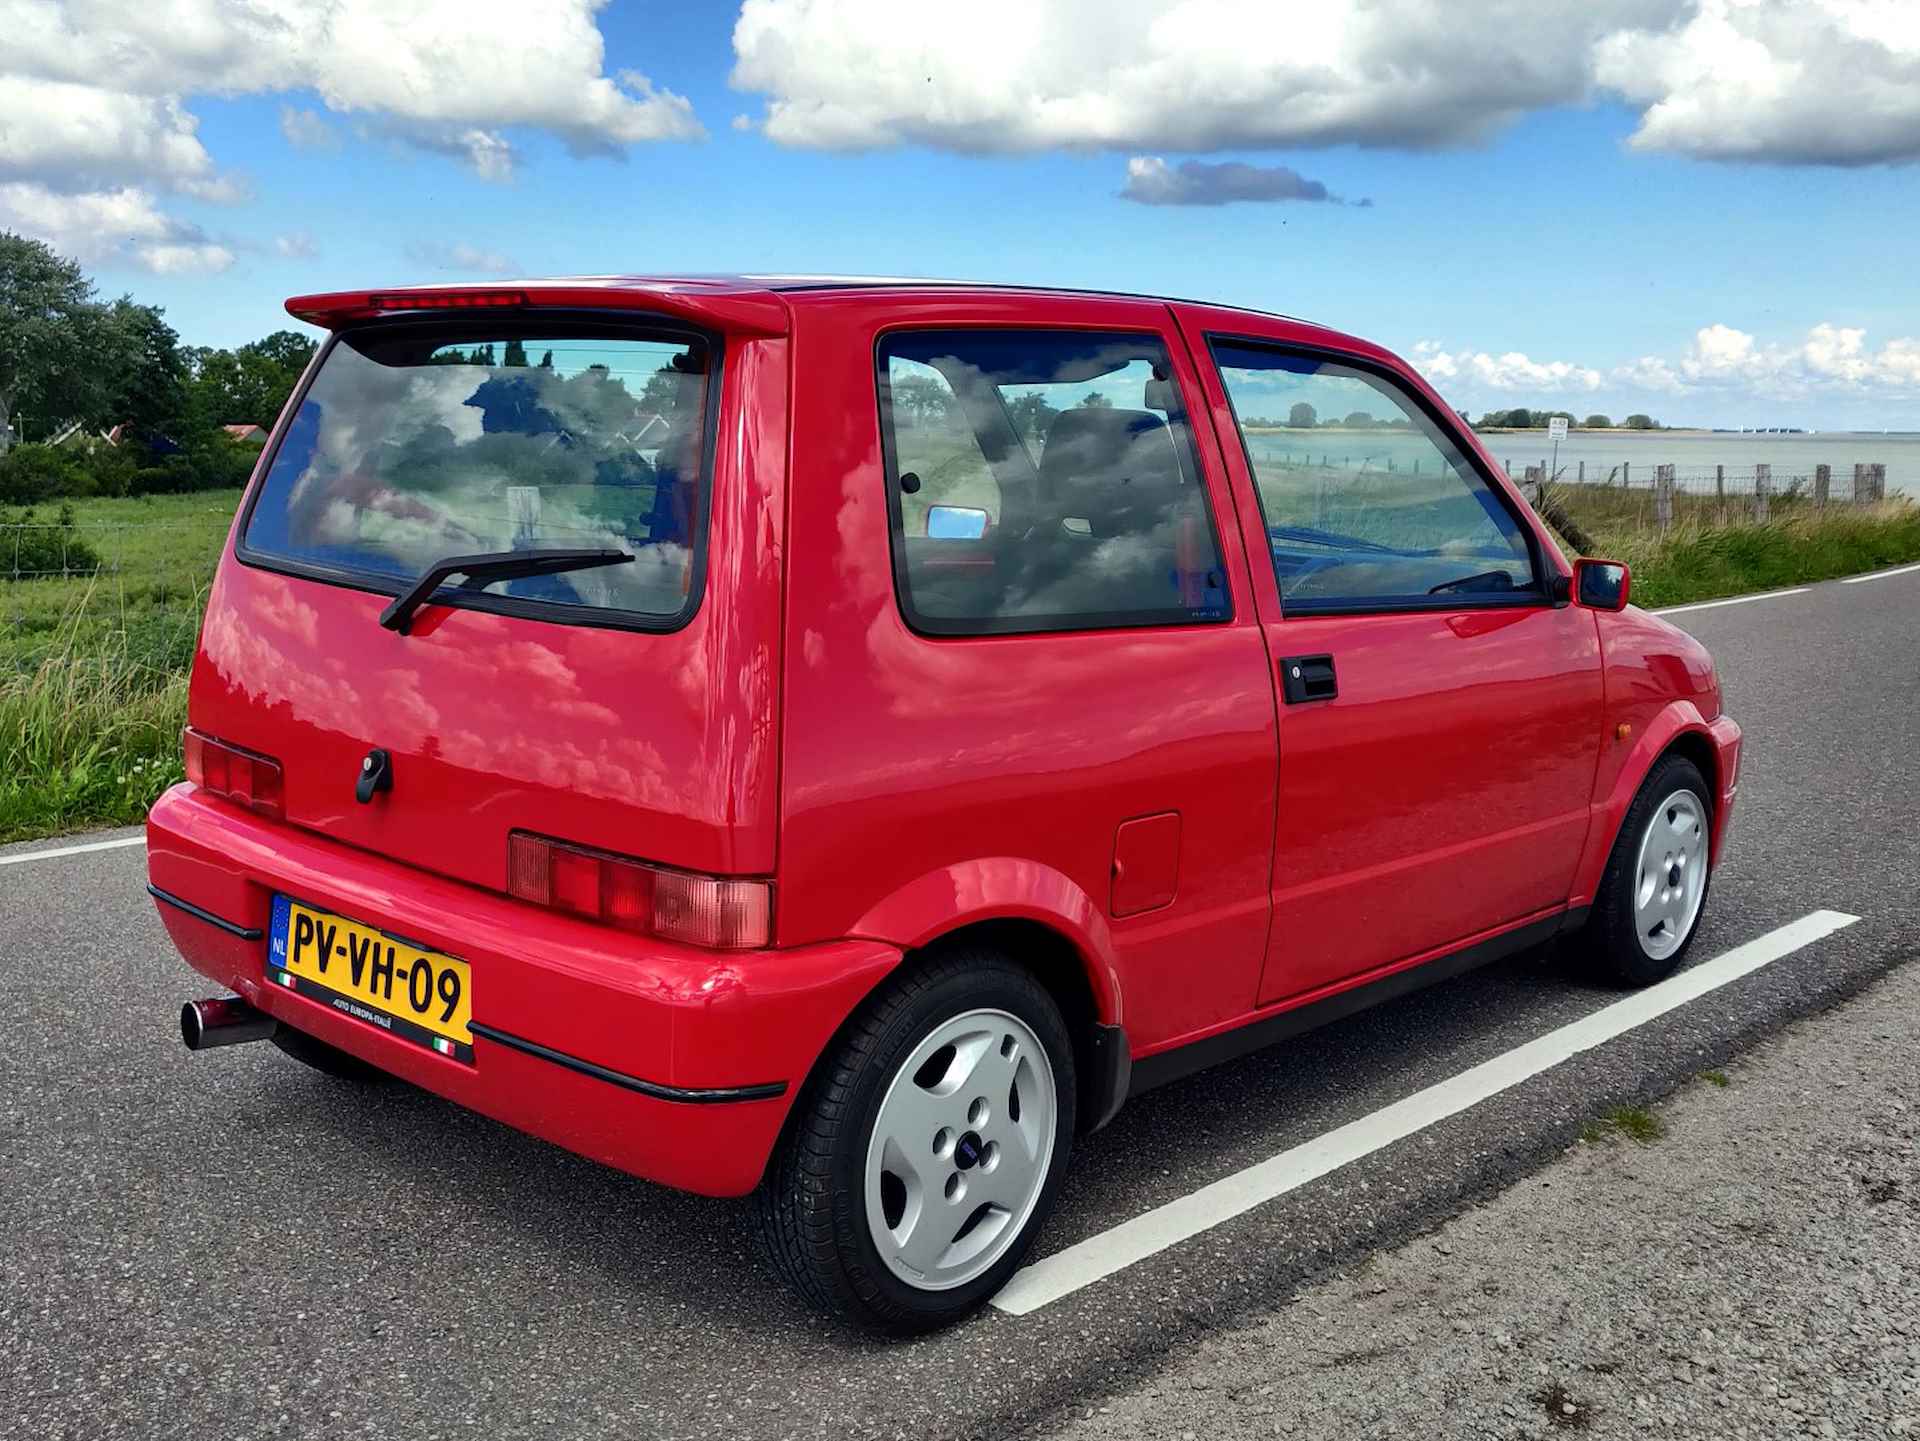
[241,325,713,624]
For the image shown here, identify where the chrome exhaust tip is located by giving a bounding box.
[180,996,277,1051]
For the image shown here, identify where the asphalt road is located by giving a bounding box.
[4,566,1916,1441]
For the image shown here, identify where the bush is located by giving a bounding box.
[76,441,138,498]
[0,503,104,579]
[124,439,256,495]
[0,444,90,504]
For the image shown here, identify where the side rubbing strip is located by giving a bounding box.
[148,883,264,941]
[468,1022,788,1105]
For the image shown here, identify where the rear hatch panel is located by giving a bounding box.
[190,305,788,893]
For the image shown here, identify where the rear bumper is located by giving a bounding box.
[1707,713,1742,864]
[146,784,900,1196]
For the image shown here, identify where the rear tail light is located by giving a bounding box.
[183,728,285,819]
[508,833,772,950]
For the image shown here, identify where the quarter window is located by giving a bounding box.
[879,330,1230,635]
[1211,343,1538,610]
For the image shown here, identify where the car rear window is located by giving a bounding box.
[240,324,714,626]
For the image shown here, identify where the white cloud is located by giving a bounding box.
[1414,323,1920,411]
[1411,342,1606,395]
[273,230,317,259]
[280,106,340,152]
[730,0,1663,153]
[731,0,1920,168]
[0,182,233,273]
[1,0,699,272]
[407,240,522,277]
[10,1,701,155]
[1595,0,1920,165]
[1120,156,1354,206]
[0,75,230,194]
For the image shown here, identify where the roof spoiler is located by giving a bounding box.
[284,282,788,337]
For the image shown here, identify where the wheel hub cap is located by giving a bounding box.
[863,1007,1058,1292]
[1633,788,1708,962]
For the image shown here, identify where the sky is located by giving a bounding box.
[4,0,1920,430]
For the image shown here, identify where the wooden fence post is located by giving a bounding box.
[1814,464,1830,508]
[1870,463,1887,502]
[1854,463,1869,504]
[1622,461,1630,489]
[1577,461,1585,482]
[1654,465,1675,531]
[1715,464,1725,502]
[1752,463,1771,522]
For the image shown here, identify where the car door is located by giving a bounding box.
[1175,312,1604,1007]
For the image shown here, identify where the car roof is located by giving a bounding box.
[673,273,1312,322]
[284,273,1348,348]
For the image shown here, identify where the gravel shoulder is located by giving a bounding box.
[1036,957,1920,1441]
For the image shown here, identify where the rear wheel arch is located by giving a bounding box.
[763,915,1122,1196]
[915,918,1123,1136]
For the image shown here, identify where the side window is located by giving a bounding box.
[1211,342,1538,610]
[878,330,1230,635]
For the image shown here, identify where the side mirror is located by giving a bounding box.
[1572,558,1631,611]
[925,505,990,540]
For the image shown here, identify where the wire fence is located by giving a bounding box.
[2,514,222,675]
[1507,460,1894,534]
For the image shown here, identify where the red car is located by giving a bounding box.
[151,276,1740,1332]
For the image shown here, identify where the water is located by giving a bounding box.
[1243,428,1916,496]
[1475,430,1917,494]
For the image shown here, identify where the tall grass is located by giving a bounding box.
[1,574,200,843]
[1582,500,1920,608]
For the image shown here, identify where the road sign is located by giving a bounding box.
[1548,416,1569,442]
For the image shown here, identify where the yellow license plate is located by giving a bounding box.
[268,896,474,1062]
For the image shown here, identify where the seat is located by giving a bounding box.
[1036,407,1187,537]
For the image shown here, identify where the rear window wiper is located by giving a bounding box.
[378,549,633,634]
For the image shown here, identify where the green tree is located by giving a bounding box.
[539,349,554,369]
[103,298,188,437]
[0,233,114,454]
[892,374,953,425]
[502,339,530,368]
[1624,413,1658,430]
[1287,401,1317,428]
[1005,392,1058,441]
[1078,391,1114,409]
[1505,408,1535,428]
[1342,409,1374,428]
[1583,413,1612,428]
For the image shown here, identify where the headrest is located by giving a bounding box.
[1038,408,1186,536]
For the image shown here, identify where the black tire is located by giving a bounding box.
[1580,753,1714,987]
[270,1024,391,1083]
[751,945,1077,1334]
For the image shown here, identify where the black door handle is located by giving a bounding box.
[1280,654,1337,704]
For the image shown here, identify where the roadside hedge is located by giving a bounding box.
[0,437,258,503]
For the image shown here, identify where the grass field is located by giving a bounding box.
[3,477,1917,844]
[1,490,240,842]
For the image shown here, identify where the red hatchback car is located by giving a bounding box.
[151,276,1740,1331]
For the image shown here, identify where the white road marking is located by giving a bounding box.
[1840,561,1920,585]
[993,909,1860,1316]
[1654,587,1810,616]
[0,835,146,867]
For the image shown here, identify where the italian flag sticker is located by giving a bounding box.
[432,1036,456,1057]
[274,969,295,988]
